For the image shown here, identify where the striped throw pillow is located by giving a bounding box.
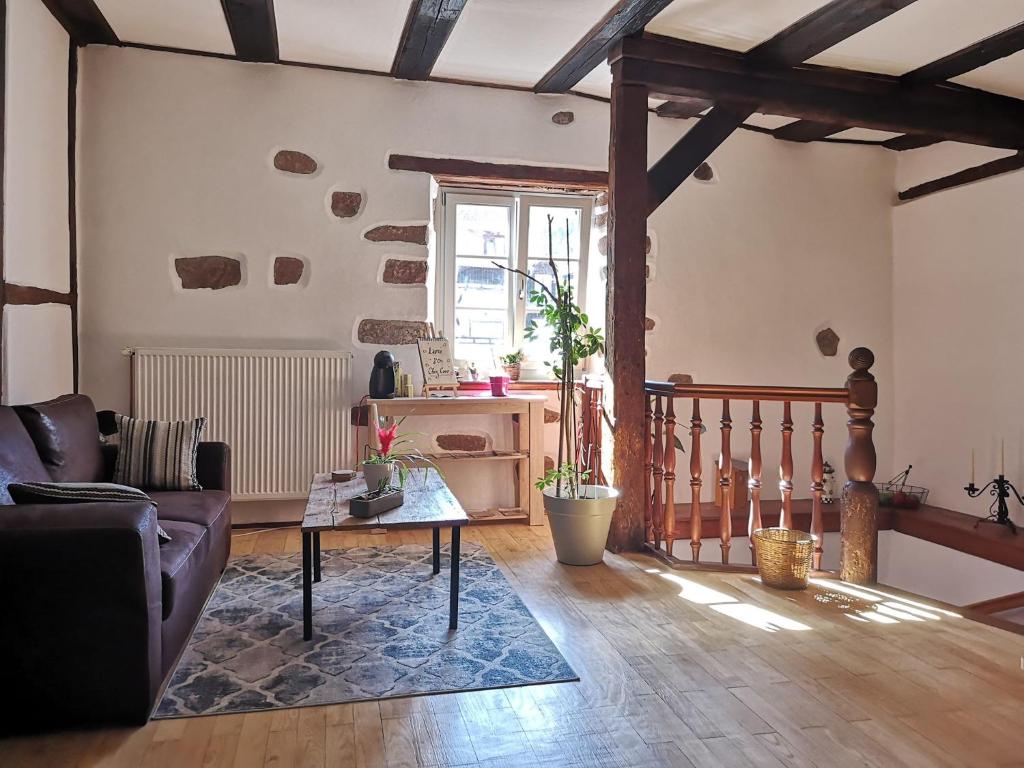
[7,482,171,543]
[113,414,206,491]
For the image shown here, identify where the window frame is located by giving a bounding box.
[436,187,594,369]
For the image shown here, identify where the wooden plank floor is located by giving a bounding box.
[5,521,1024,767]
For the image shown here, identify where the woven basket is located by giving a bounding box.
[752,528,816,590]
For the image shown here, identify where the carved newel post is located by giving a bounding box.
[840,347,879,584]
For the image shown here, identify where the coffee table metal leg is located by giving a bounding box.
[313,531,322,583]
[302,531,313,641]
[449,526,461,630]
[432,527,441,575]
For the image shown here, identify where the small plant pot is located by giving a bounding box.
[362,461,395,492]
[502,363,521,382]
[350,489,404,518]
[543,485,618,566]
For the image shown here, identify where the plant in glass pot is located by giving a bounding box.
[362,416,439,492]
[498,350,524,382]
[493,215,615,565]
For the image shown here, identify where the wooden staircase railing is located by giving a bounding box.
[643,348,879,584]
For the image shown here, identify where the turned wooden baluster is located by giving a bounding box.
[779,401,794,529]
[719,400,733,564]
[644,395,654,544]
[841,348,879,584]
[652,396,665,549]
[664,398,677,556]
[748,401,763,565]
[810,403,825,569]
[689,399,703,563]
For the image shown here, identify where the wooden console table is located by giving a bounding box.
[367,395,546,525]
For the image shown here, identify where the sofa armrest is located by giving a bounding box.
[197,441,231,494]
[0,502,163,729]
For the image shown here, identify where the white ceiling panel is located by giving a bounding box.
[276,0,412,71]
[745,114,799,129]
[809,0,1024,76]
[432,0,618,87]
[831,128,902,141]
[953,48,1024,99]
[575,60,614,98]
[648,0,833,52]
[95,0,233,55]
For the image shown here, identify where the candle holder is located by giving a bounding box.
[964,475,1022,534]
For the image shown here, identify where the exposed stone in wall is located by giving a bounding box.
[544,408,560,424]
[331,191,363,218]
[544,455,555,472]
[273,256,305,286]
[816,327,840,356]
[594,211,607,228]
[174,256,242,290]
[645,317,656,331]
[595,191,608,206]
[694,162,715,182]
[551,111,574,125]
[273,150,317,175]
[600,263,651,281]
[436,433,487,452]
[357,319,430,345]
[364,224,428,245]
[383,259,428,285]
[668,373,693,385]
[597,234,650,256]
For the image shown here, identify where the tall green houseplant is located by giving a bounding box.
[494,214,604,498]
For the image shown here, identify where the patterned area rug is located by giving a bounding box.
[155,542,576,718]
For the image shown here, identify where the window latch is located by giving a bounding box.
[518,277,525,300]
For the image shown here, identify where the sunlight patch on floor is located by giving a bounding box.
[809,577,960,624]
[646,568,812,632]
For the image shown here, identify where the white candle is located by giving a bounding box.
[1001,439,1006,475]
[971,449,975,485]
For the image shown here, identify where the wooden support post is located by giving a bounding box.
[689,400,703,563]
[606,62,648,552]
[718,399,733,564]
[810,403,825,569]
[840,348,879,584]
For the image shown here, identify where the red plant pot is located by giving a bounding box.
[490,375,510,397]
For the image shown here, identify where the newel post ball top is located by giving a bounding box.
[840,347,879,585]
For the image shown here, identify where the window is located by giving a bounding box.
[438,189,594,371]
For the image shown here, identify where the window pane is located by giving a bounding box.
[527,206,582,262]
[455,203,510,257]
[526,258,581,303]
[453,257,509,361]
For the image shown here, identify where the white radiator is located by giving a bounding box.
[129,347,351,500]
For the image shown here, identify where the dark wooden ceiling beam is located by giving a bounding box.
[903,20,1024,85]
[535,0,675,93]
[40,0,118,45]
[897,151,1024,202]
[221,0,278,63]
[617,36,1024,149]
[648,103,756,214]
[773,120,847,142]
[654,97,712,119]
[388,154,608,190]
[746,0,919,66]
[882,134,942,151]
[392,0,469,80]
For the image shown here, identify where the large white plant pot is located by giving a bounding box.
[362,461,395,491]
[543,485,619,566]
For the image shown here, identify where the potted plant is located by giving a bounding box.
[498,350,524,381]
[362,416,439,491]
[493,215,616,565]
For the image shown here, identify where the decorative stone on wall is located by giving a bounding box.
[273,256,305,286]
[594,211,607,228]
[551,111,574,125]
[330,191,363,219]
[357,319,430,345]
[544,455,555,472]
[597,233,652,256]
[645,317,656,331]
[544,408,560,424]
[363,224,428,245]
[595,191,608,206]
[273,150,318,175]
[436,433,488,452]
[816,327,840,356]
[174,256,242,290]
[694,162,715,183]
[382,259,428,285]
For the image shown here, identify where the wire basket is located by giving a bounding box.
[753,528,816,590]
[875,465,928,508]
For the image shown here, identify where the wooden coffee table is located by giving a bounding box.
[300,469,468,641]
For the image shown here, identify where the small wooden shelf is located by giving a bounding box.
[419,450,527,462]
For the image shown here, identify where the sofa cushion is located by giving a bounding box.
[158,520,212,621]
[0,407,50,504]
[14,394,105,484]
[149,490,230,529]
[113,414,206,491]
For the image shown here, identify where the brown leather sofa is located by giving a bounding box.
[0,394,231,731]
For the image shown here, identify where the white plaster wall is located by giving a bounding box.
[3,304,74,403]
[4,0,70,292]
[893,145,1024,516]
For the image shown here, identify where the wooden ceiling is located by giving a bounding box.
[42,0,1024,152]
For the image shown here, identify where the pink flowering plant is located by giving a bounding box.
[362,415,440,490]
